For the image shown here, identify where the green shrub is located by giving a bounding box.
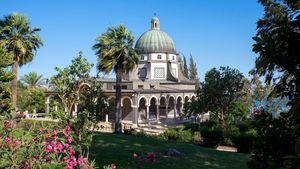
[163,128,180,140]
[233,129,257,153]
[163,127,192,143]
[184,122,201,133]
[200,126,223,148]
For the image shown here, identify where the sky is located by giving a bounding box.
[0,0,264,80]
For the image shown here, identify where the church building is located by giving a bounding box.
[100,17,196,127]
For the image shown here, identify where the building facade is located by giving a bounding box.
[100,17,196,127]
[45,17,196,127]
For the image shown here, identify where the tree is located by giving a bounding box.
[50,51,93,116]
[17,87,46,113]
[0,13,43,110]
[248,0,300,168]
[0,48,14,117]
[189,54,200,89]
[193,67,244,125]
[20,72,45,88]
[183,55,189,78]
[93,25,139,133]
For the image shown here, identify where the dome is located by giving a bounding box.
[135,17,176,54]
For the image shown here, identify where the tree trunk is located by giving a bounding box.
[11,61,18,112]
[115,69,122,133]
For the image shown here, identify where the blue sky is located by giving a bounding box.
[0,0,263,80]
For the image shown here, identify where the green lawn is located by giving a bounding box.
[90,133,250,169]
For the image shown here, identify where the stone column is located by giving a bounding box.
[105,113,109,123]
[174,101,177,119]
[156,103,160,120]
[180,101,183,116]
[146,105,149,120]
[166,103,169,119]
[45,96,50,114]
[132,94,138,128]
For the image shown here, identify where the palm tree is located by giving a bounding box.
[0,13,43,110]
[20,72,45,88]
[93,25,139,133]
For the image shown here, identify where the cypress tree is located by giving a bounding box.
[183,56,189,78]
[189,54,200,89]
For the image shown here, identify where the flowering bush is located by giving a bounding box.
[0,119,95,168]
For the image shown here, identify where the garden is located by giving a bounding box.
[0,0,300,169]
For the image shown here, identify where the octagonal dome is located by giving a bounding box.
[135,17,176,54]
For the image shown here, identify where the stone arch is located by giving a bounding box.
[149,97,158,119]
[121,96,133,106]
[191,95,196,101]
[149,95,158,106]
[78,82,91,91]
[168,96,175,118]
[176,96,183,116]
[122,97,133,121]
[160,96,167,118]
[184,96,190,103]
[138,96,148,106]
[138,97,147,121]
[167,95,175,104]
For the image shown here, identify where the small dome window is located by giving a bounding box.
[140,55,147,61]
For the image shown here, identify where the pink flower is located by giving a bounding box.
[66,137,72,144]
[18,112,25,118]
[66,164,73,169]
[78,156,88,166]
[65,143,70,149]
[64,126,71,136]
[4,120,14,129]
[57,143,63,152]
[13,140,21,146]
[53,130,58,136]
[133,152,139,158]
[45,144,52,153]
[109,163,116,169]
[5,137,11,143]
[69,147,75,155]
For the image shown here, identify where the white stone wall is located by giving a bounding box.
[151,62,167,79]
[167,54,177,61]
[150,53,167,60]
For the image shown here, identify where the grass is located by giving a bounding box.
[90,133,250,169]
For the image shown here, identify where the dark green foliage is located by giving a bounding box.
[249,0,300,168]
[200,126,223,148]
[248,111,300,169]
[232,131,256,154]
[0,48,14,117]
[189,66,244,124]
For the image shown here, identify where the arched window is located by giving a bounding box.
[157,55,162,60]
